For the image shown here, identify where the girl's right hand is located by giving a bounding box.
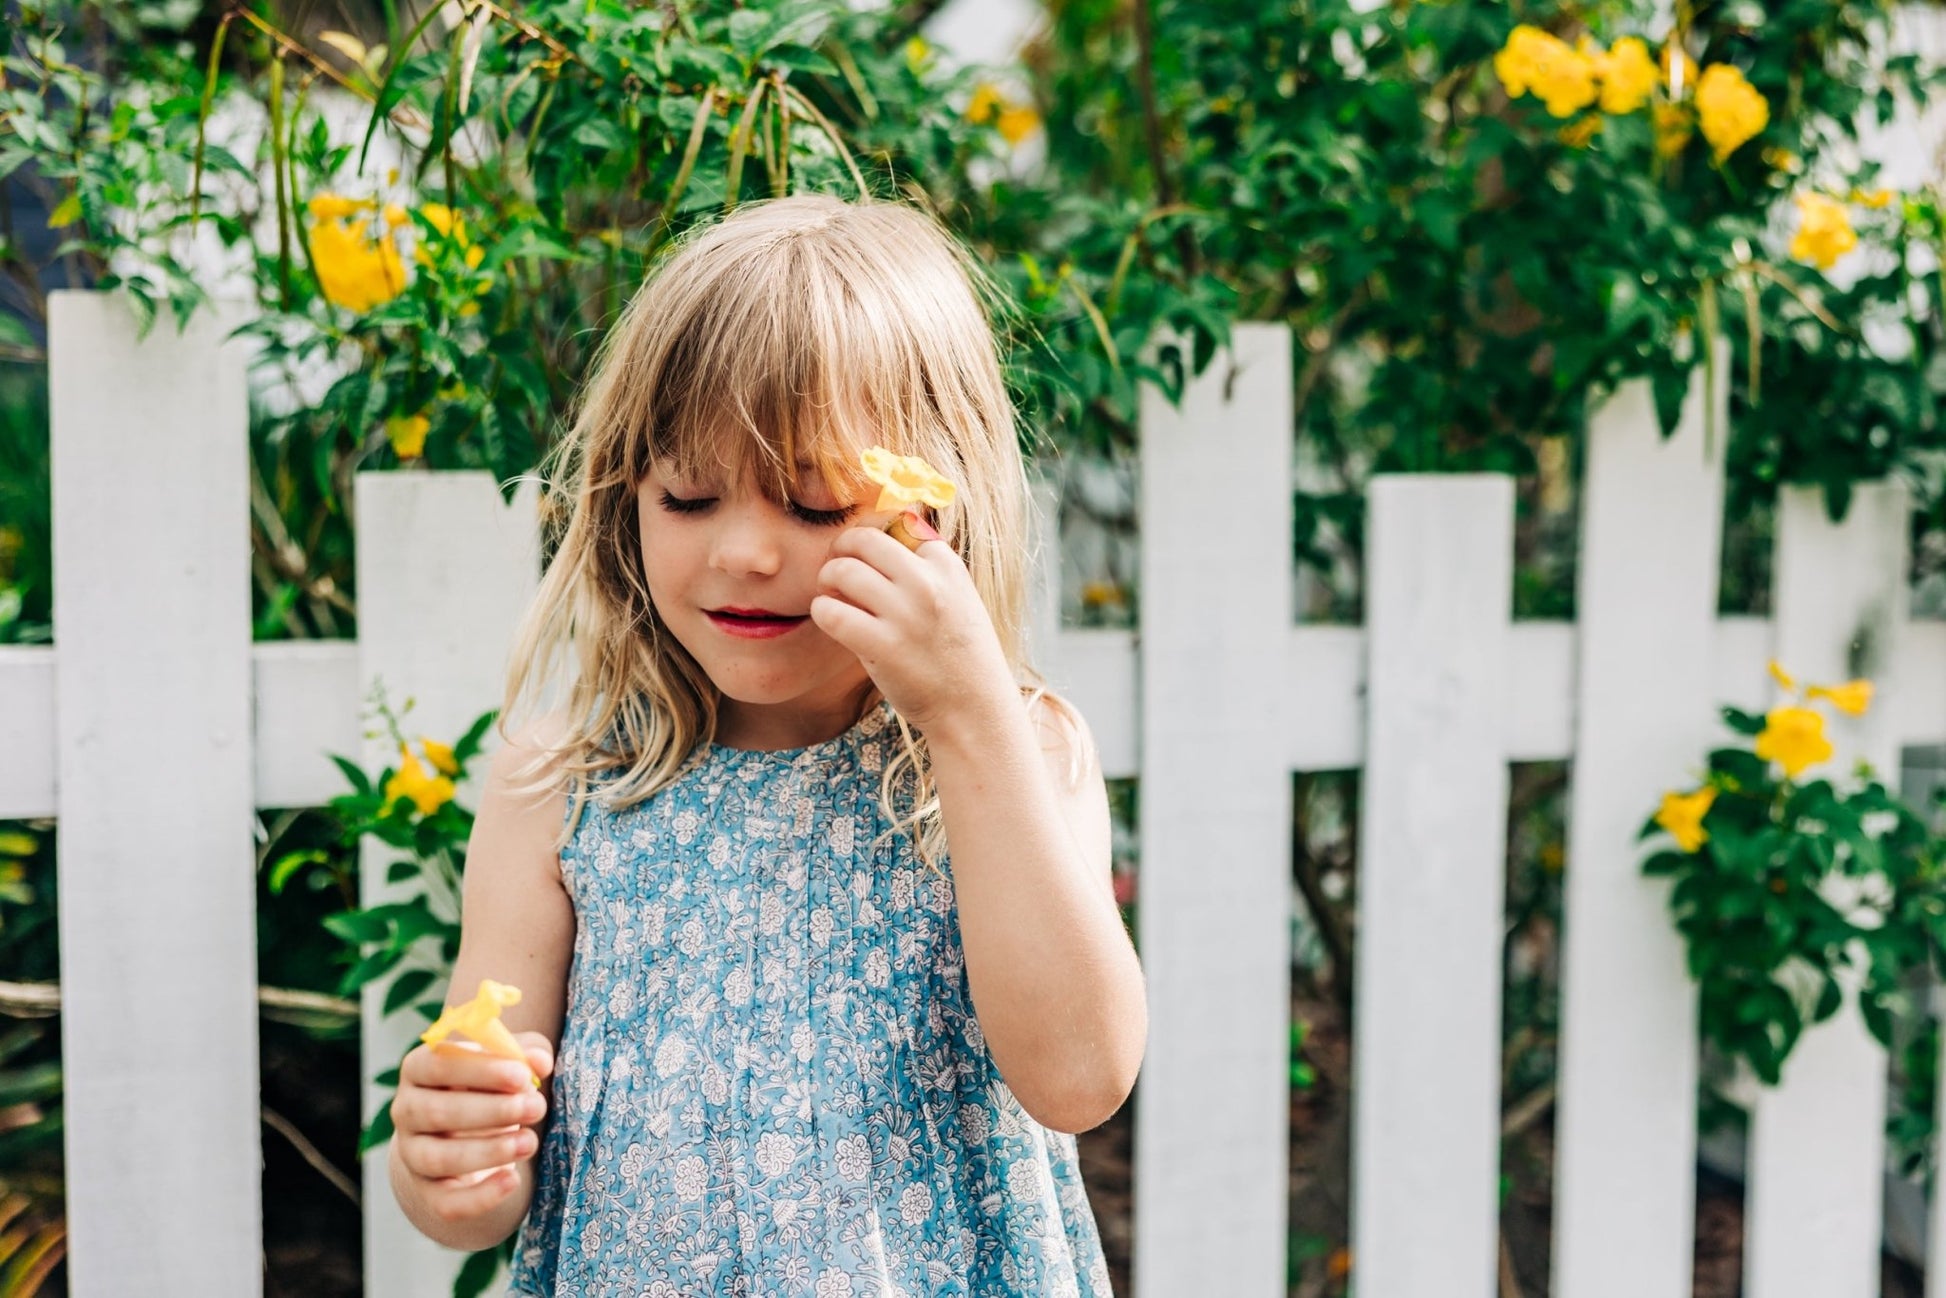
[391,1030,555,1224]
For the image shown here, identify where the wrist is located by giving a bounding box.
[920,674,1026,764]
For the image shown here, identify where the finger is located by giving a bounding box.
[818,554,900,616]
[512,1031,556,1081]
[808,592,883,651]
[407,1041,536,1094]
[395,1083,545,1138]
[400,1127,540,1182]
[833,518,920,567]
[427,1165,526,1223]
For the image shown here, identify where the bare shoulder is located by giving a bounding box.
[1024,688,1102,792]
[446,713,578,1045]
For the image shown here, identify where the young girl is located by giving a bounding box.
[386,193,1146,1295]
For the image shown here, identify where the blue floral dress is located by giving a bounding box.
[507,698,1114,1296]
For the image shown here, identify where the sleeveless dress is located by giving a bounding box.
[507,698,1114,1296]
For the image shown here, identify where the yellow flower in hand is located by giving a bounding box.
[385,745,455,815]
[1655,786,1716,852]
[1694,63,1768,162]
[860,446,956,512]
[1788,193,1858,272]
[1593,36,1657,115]
[1807,679,1873,716]
[421,979,538,1087]
[1754,705,1834,779]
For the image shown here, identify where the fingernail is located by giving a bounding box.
[907,509,940,542]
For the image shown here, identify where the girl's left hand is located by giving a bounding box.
[810,510,1016,734]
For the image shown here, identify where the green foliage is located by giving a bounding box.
[1031,0,1946,606]
[1644,691,1944,1090]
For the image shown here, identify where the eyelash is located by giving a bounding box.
[657,491,854,528]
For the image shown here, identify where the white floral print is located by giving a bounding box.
[508,700,1111,1296]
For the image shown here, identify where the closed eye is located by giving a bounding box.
[656,491,855,527]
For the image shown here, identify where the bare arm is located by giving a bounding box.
[929,693,1148,1133]
[389,724,577,1251]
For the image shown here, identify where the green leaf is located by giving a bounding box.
[384,968,439,1016]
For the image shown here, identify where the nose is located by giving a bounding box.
[706,501,785,578]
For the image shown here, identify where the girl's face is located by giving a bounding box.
[636,455,876,749]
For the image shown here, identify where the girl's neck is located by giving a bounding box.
[711,681,882,753]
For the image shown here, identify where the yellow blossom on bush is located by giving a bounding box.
[306,193,368,221]
[1655,786,1716,852]
[1494,25,1598,118]
[416,202,487,271]
[1593,37,1657,114]
[420,736,460,776]
[307,199,407,313]
[385,412,431,459]
[385,745,455,815]
[1807,679,1873,716]
[1754,705,1834,779]
[1558,116,1599,149]
[1653,102,1693,156]
[967,83,1003,125]
[1788,192,1858,271]
[1694,63,1768,162]
[1852,187,1895,209]
[1767,659,1797,692]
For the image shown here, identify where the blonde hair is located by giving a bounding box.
[500,193,1077,867]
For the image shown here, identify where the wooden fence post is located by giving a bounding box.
[1552,356,1725,1298]
[354,469,541,1298]
[49,290,260,1296]
[1134,323,1293,1296]
[1352,472,1514,1298]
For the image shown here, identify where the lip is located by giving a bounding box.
[707,609,808,639]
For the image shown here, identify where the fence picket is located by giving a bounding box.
[352,470,542,1298]
[1551,363,1724,1298]
[1133,322,1294,1297]
[1351,473,1514,1298]
[1745,482,1909,1298]
[48,291,261,1296]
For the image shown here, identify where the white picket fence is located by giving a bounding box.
[5,292,1946,1296]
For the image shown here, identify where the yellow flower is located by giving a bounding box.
[1655,786,1716,853]
[1762,147,1800,173]
[382,202,410,228]
[308,216,407,313]
[860,446,957,512]
[0,830,37,857]
[1788,192,1858,271]
[1080,580,1127,609]
[420,736,460,776]
[415,202,487,271]
[385,412,431,460]
[967,82,1003,126]
[1852,187,1895,209]
[1653,101,1693,156]
[1694,63,1768,162]
[1807,679,1873,716]
[1558,116,1600,149]
[421,979,539,1087]
[385,746,455,815]
[1754,705,1834,779]
[904,36,930,73]
[1594,36,1657,114]
[996,105,1041,145]
[1494,25,1599,118]
[306,192,369,221]
[1767,659,1797,692]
